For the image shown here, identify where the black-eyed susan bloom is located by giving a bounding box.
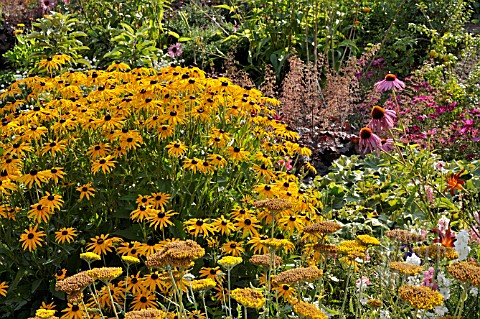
[165,141,187,157]
[39,192,64,211]
[48,167,66,183]
[136,194,151,206]
[39,301,56,310]
[143,271,162,292]
[252,163,276,182]
[19,224,46,252]
[37,56,63,74]
[147,210,178,230]
[91,155,117,174]
[61,303,84,319]
[207,154,227,168]
[275,284,295,301]
[130,291,157,310]
[254,183,278,199]
[0,281,8,297]
[221,241,245,257]
[107,61,131,72]
[198,159,215,174]
[131,205,157,222]
[0,179,16,195]
[19,169,50,188]
[77,183,96,200]
[55,268,67,280]
[87,143,110,159]
[86,234,115,255]
[116,241,141,257]
[199,267,224,284]
[125,271,147,295]
[234,216,262,238]
[183,157,202,174]
[212,215,236,236]
[226,146,250,162]
[55,227,77,244]
[28,203,53,223]
[157,125,174,139]
[248,235,270,254]
[184,218,217,237]
[149,192,171,209]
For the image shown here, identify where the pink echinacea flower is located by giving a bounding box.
[168,43,182,58]
[368,105,396,132]
[375,74,405,92]
[359,127,382,155]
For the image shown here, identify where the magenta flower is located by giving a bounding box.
[368,105,396,132]
[167,43,182,58]
[277,158,293,171]
[41,0,56,13]
[359,127,382,154]
[380,138,394,153]
[374,74,405,92]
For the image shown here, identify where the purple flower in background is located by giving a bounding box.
[168,43,182,58]
[368,105,396,132]
[375,74,405,92]
[41,0,56,13]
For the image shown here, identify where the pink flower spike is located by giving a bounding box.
[167,43,183,58]
[374,74,405,92]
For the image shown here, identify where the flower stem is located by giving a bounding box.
[106,282,120,319]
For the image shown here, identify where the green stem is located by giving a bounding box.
[228,268,233,319]
[106,282,120,319]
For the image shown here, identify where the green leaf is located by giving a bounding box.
[25,31,42,39]
[75,58,91,68]
[213,4,232,10]
[221,35,238,43]
[178,37,192,42]
[119,22,135,35]
[167,31,180,39]
[31,279,42,293]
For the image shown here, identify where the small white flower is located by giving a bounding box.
[454,229,471,262]
[379,309,391,319]
[434,305,448,317]
[406,253,421,265]
[470,287,478,296]
[183,273,195,281]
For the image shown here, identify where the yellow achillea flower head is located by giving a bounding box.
[447,261,480,286]
[230,288,266,309]
[188,278,216,291]
[145,239,205,268]
[87,267,123,282]
[413,245,458,260]
[356,234,380,246]
[290,298,327,319]
[122,256,140,265]
[398,285,443,309]
[389,262,423,276]
[218,256,243,269]
[80,252,101,262]
[35,309,56,319]
[274,266,323,285]
[337,240,367,254]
